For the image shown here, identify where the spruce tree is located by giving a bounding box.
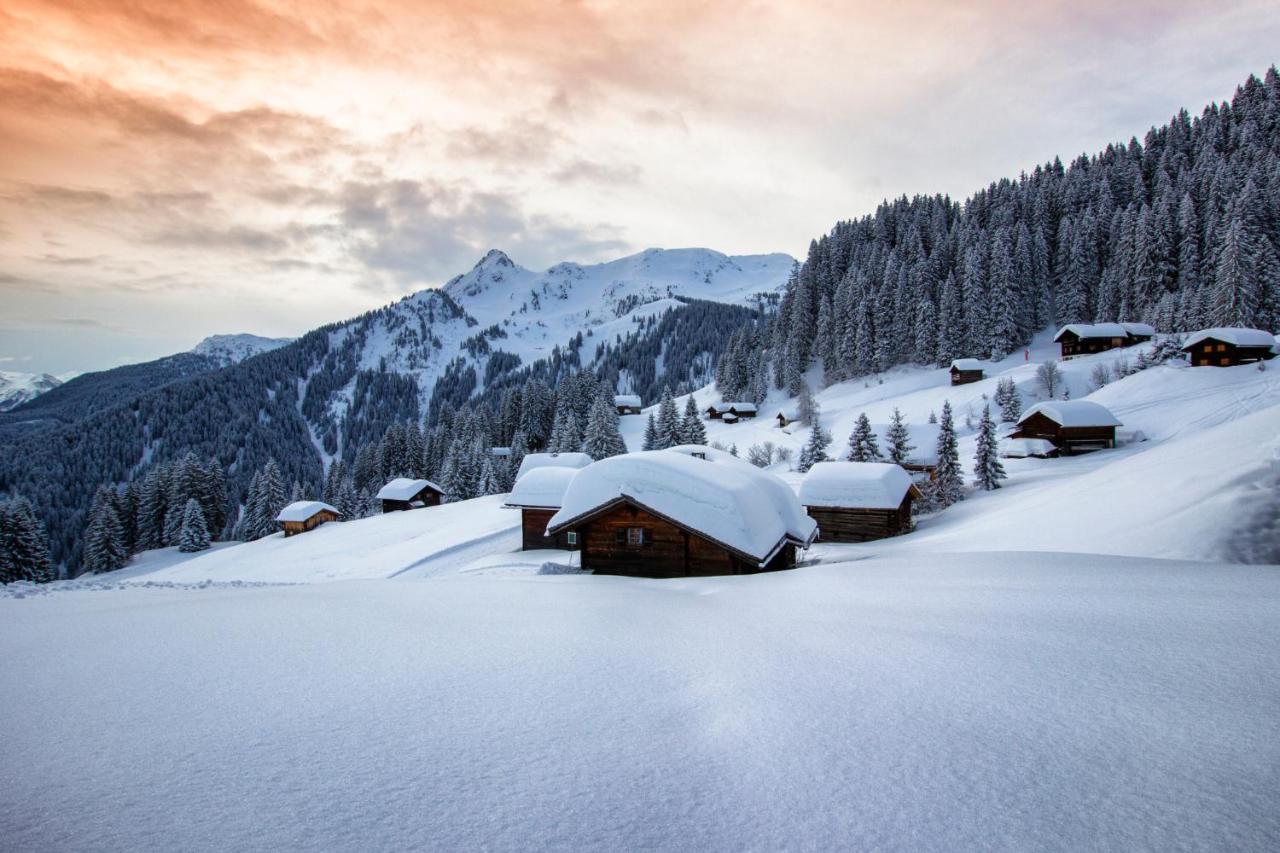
[972,406,1007,491]
[584,394,628,459]
[933,401,964,507]
[797,417,832,473]
[655,387,680,450]
[255,460,286,539]
[83,490,128,573]
[178,498,211,553]
[642,413,659,451]
[547,407,581,453]
[846,413,883,462]
[885,408,914,465]
[0,497,54,583]
[679,396,707,445]
[998,378,1022,422]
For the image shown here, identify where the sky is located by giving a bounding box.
[0,1,1277,375]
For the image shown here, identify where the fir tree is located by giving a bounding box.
[0,497,54,583]
[845,413,883,462]
[797,417,832,473]
[972,406,1007,491]
[933,401,964,507]
[178,498,211,552]
[83,488,128,573]
[584,394,628,460]
[679,396,707,445]
[547,407,581,453]
[654,387,681,450]
[642,413,659,451]
[885,408,914,465]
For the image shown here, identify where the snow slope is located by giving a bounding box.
[2,554,1277,851]
[190,333,293,365]
[0,370,62,411]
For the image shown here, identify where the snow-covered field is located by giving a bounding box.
[3,331,1279,850]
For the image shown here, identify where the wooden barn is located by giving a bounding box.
[504,467,580,551]
[775,406,800,428]
[949,359,985,385]
[706,402,758,421]
[514,451,592,483]
[1011,400,1122,453]
[375,477,443,513]
[798,462,922,543]
[275,501,341,537]
[613,394,643,415]
[1181,328,1278,367]
[1054,322,1155,358]
[545,452,816,578]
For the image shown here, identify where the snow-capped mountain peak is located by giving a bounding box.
[0,370,62,412]
[191,333,294,366]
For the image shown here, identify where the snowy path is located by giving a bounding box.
[389,525,522,579]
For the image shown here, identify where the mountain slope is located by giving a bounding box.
[0,371,62,412]
[190,333,293,366]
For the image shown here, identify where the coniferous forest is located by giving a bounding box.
[2,67,1279,577]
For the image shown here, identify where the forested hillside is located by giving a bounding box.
[767,68,1280,393]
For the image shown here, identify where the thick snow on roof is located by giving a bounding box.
[1121,322,1155,336]
[613,394,642,407]
[1054,323,1131,341]
[548,451,815,562]
[950,359,984,372]
[870,422,941,465]
[504,466,576,509]
[776,405,800,421]
[1000,438,1057,458]
[375,478,442,501]
[514,452,593,482]
[798,462,916,509]
[711,401,757,413]
[275,501,340,523]
[1182,327,1278,350]
[1019,400,1122,428]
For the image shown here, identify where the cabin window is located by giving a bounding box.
[1216,343,1226,352]
[616,527,648,546]
[566,531,578,546]
[1221,358,1231,366]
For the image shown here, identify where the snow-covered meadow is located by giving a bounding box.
[3,332,1279,850]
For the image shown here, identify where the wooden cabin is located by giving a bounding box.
[870,421,941,481]
[504,467,579,551]
[798,462,922,543]
[275,501,341,537]
[613,394,643,415]
[513,451,592,483]
[1181,328,1278,367]
[706,402,758,421]
[949,359,985,385]
[1054,322,1155,358]
[375,477,443,513]
[1011,400,1121,453]
[544,452,816,578]
[775,406,800,428]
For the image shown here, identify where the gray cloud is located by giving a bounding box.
[550,159,642,186]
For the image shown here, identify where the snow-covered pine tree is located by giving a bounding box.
[584,394,628,459]
[885,408,914,465]
[933,401,964,507]
[655,387,680,450]
[797,382,818,426]
[255,460,286,540]
[972,405,1006,491]
[642,413,659,451]
[178,498,211,552]
[797,417,832,473]
[477,454,504,496]
[289,480,305,503]
[83,486,128,573]
[996,377,1022,422]
[0,497,54,583]
[547,406,581,453]
[679,396,707,445]
[846,413,883,462]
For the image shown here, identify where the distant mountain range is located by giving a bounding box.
[0,371,63,412]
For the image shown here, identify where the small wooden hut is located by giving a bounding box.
[375,478,443,513]
[545,452,816,578]
[275,501,341,537]
[775,406,800,428]
[1054,322,1154,358]
[707,402,758,421]
[1180,328,1278,367]
[1011,400,1121,453]
[613,394,643,415]
[949,359,985,385]
[504,467,579,551]
[798,462,922,543]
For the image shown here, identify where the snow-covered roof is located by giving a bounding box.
[710,401,757,413]
[613,394,642,407]
[1181,327,1278,350]
[375,478,443,501]
[1000,438,1057,458]
[514,452,593,482]
[950,359,984,372]
[776,406,800,421]
[869,423,941,466]
[489,446,512,457]
[547,452,816,563]
[504,466,576,509]
[1019,400,1122,428]
[275,501,340,523]
[1054,322,1153,341]
[721,412,739,422]
[798,462,919,510]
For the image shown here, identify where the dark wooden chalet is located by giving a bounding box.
[375,477,443,513]
[275,501,341,537]
[544,453,816,578]
[798,462,922,543]
[949,359,985,385]
[504,467,580,551]
[1181,328,1278,367]
[1054,322,1154,358]
[614,394,643,415]
[1011,400,1121,453]
[775,406,799,428]
[706,402,758,421]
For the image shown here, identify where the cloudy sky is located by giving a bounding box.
[1,0,1277,374]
